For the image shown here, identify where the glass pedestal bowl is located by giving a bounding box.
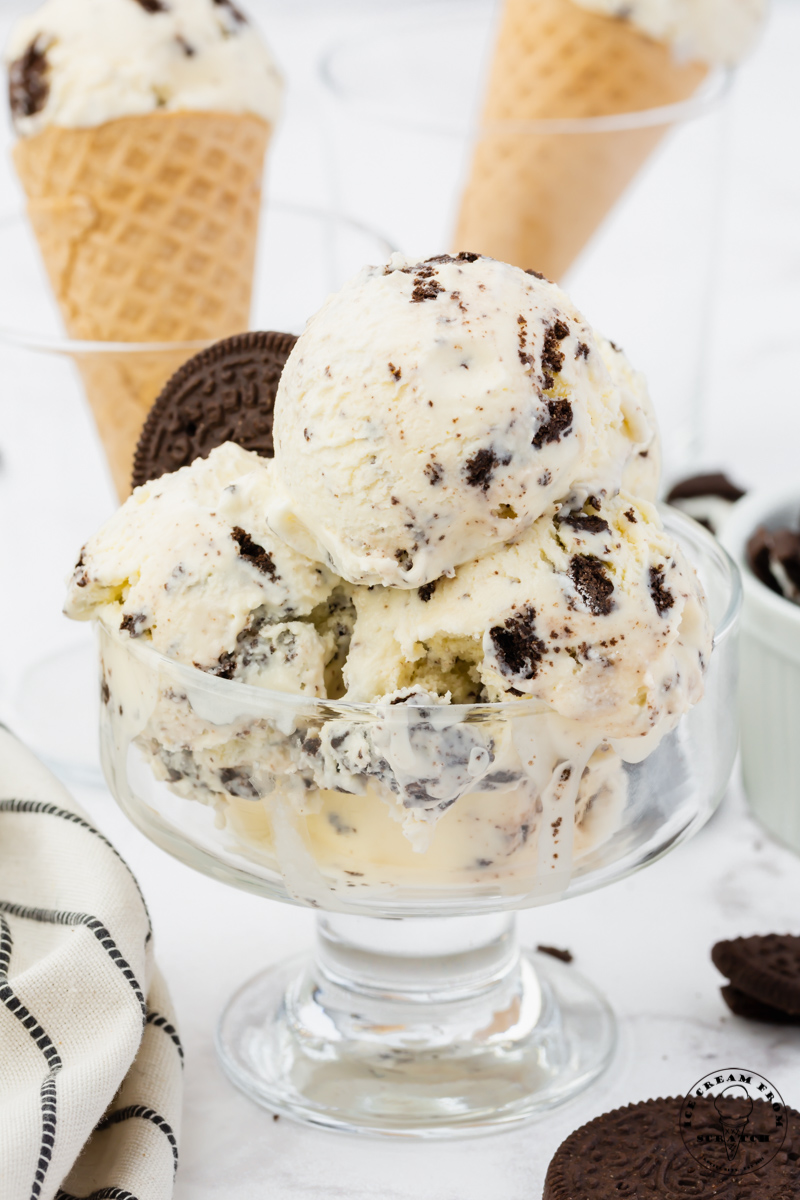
[98,509,740,1137]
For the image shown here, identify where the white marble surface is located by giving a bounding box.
[1,2,800,1197]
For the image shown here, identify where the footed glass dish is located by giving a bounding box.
[99,509,740,1136]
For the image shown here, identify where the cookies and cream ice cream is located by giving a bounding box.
[65,254,712,900]
[344,490,711,742]
[267,254,658,590]
[570,0,766,67]
[6,0,282,136]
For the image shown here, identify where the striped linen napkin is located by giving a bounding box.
[0,724,182,1200]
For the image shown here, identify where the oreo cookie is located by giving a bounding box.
[132,330,297,490]
[543,1096,798,1199]
[721,983,800,1025]
[712,934,800,1017]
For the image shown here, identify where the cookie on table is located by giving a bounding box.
[543,1096,798,1199]
[132,330,297,489]
[712,934,800,1018]
[720,983,800,1025]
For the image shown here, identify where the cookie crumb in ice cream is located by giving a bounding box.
[231,526,277,579]
[418,581,437,602]
[562,511,610,535]
[649,565,674,615]
[133,0,168,12]
[8,38,50,119]
[489,606,546,680]
[575,342,590,360]
[569,556,614,615]
[624,508,637,523]
[120,612,148,637]
[464,447,511,491]
[532,399,573,448]
[389,362,401,381]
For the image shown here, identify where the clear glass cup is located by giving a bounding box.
[320,4,730,479]
[97,508,740,1136]
[0,202,395,782]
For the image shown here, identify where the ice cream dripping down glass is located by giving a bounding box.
[97,508,740,1136]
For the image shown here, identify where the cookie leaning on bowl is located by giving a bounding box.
[132,330,298,489]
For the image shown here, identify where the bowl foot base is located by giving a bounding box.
[216,918,615,1138]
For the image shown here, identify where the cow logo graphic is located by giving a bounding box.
[680,1069,787,1176]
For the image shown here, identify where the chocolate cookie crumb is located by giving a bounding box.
[541,321,569,382]
[418,581,437,602]
[424,461,443,486]
[649,565,674,615]
[525,268,546,280]
[9,38,50,119]
[538,945,573,963]
[120,612,148,638]
[490,606,546,679]
[134,0,169,11]
[464,446,511,491]
[569,556,614,615]
[624,508,637,523]
[231,526,277,579]
[388,362,401,381]
[575,342,590,360]
[176,35,195,55]
[532,399,573,448]
[563,512,610,535]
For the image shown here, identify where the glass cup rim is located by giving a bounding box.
[320,10,732,139]
[98,504,742,720]
[0,200,397,357]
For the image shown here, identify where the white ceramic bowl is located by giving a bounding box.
[724,487,800,854]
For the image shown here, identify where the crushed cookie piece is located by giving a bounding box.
[490,605,546,679]
[388,362,401,381]
[120,612,148,638]
[569,556,614,615]
[563,512,610,535]
[532,398,573,448]
[418,581,437,602]
[9,38,51,119]
[464,446,511,491]
[231,526,277,579]
[424,461,443,485]
[649,565,674,615]
[525,268,546,280]
[575,342,590,359]
[624,508,637,523]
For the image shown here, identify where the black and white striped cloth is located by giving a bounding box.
[0,726,182,1200]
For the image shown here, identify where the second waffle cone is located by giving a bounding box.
[454,0,707,280]
[13,110,272,498]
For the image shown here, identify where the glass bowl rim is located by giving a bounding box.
[95,504,742,720]
[0,201,397,357]
[319,9,733,139]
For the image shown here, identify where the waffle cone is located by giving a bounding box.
[13,111,272,497]
[454,0,708,280]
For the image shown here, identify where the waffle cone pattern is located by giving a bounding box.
[454,0,708,281]
[13,111,272,498]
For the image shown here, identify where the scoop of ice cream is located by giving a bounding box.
[65,442,348,696]
[344,491,711,741]
[570,0,766,67]
[6,0,282,137]
[268,253,659,590]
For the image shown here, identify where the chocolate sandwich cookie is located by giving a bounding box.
[721,983,800,1025]
[747,526,800,602]
[543,1096,798,1199]
[132,330,297,490]
[666,472,746,536]
[712,934,800,1017]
